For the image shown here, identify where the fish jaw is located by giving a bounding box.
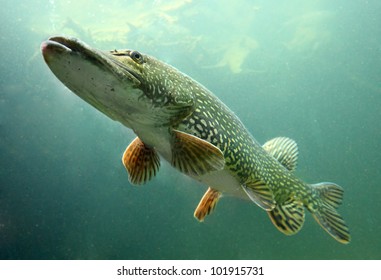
[41,36,144,128]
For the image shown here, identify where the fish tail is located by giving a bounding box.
[309,182,351,244]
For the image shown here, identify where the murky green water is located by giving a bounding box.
[1,0,380,259]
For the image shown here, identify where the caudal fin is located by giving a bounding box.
[310,182,351,244]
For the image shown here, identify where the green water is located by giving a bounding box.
[1,0,380,259]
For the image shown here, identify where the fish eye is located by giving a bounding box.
[130,51,143,64]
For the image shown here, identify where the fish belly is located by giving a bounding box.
[196,169,246,199]
[135,127,246,199]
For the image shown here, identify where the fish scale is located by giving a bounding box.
[180,88,298,196]
[41,36,350,244]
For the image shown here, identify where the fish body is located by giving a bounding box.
[41,36,350,243]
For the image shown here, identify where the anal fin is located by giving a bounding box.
[122,137,160,185]
[242,180,275,211]
[194,187,221,222]
[268,197,305,235]
[171,129,225,176]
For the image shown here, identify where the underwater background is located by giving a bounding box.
[1,0,380,259]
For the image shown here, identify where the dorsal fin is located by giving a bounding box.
[262,137,298,172]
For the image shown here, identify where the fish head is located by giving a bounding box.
[41,36,194,128]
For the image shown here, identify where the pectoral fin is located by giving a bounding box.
[242,180,275,211]
[171,129,225,176]
[194,187,221,222]
[122,137,160,185]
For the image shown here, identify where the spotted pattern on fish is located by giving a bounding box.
[42,37,351,244]
[176,87,309,204]
[109,48,350,243]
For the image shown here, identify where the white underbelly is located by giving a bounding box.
[135,126,248,199]
[195,169,247,199]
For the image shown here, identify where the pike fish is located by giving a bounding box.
[41,36,350,244]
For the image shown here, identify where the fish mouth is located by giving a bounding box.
[41,36,141,86]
